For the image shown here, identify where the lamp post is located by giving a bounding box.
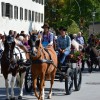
[92,11,95,34]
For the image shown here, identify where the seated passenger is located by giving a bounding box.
[40,23,54,48]
[69,34,83,52]
[57,26,71,65]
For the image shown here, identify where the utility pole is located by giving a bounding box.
[92,12,95,34]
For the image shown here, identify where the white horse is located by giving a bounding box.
[14,45,28,99]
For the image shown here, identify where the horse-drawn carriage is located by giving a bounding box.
[1,33,82,100]
[25,47,82,95]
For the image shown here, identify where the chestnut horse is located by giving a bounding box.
[28,34,57,100]
[1,35,27,100]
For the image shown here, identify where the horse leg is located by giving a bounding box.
[91,62,93,72]
[4,76,10,100]
[86,60,92,73]
[10,76,16,99]
[18,72,26,99]
[48,70,56,99]
[39,74,45,100]
[33,76,39,99]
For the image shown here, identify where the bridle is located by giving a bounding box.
[4,35,16,69]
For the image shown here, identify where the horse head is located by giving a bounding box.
[28,33,43,58]
[4,35,15,59]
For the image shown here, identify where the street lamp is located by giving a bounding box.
[92,11,96,34]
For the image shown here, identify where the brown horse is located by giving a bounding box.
[28,34,57,100]
[1,35,26,100]
[85,45,100,72]
[95,38,100,48]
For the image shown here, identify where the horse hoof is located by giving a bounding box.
[47,95,51,99]
[10,97,15,100]
[5,99,10,100]
[18,96,22,99]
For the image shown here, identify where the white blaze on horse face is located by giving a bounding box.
[37,34,42,42]
[33,47,37,52]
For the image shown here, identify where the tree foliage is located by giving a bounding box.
[45,0,100,33]
[67,20,80,34]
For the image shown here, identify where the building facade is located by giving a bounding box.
[0,0,44,34]
[89,22,100,35]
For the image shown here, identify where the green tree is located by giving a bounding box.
[45,0,100,32]
[67,20,80,34]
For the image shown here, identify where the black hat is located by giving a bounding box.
[41,23,50,28]
[59,26,67,31]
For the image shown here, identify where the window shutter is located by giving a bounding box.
[1,2,6,17]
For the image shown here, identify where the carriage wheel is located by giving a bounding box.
[65,67,73,95]
[74,67,82,91]
[25,67,33,92]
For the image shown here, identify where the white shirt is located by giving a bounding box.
[71,39,83,51]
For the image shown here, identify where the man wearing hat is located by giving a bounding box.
[57,26,71,66]
[41,23,54,48]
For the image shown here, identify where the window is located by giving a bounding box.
[29,10,31,21]
[24,9,28,20]
[32,11,34,21]
[38,13,40,22]
[36,0,38,3]
[41,0,44,5]
[20,7,23,20]
[32,0,35,2]
[38,0,41,4]
[6,3,13,18]
[14,6,18,19]
[41,13,43,22]
[1,2,6,17]
[35,12,37,22]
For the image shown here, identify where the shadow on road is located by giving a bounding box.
[0,87,35,100]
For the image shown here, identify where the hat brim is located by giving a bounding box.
[41,26,49,29]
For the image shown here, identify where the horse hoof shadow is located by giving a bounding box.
[5,99,10,100]
[18,96,22,99]
[10,97,16,100]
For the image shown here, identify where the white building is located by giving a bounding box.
[0,0,45,34]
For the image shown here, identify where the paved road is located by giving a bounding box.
[0,66,100,100]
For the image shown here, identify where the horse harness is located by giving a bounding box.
[31,48,53,64]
